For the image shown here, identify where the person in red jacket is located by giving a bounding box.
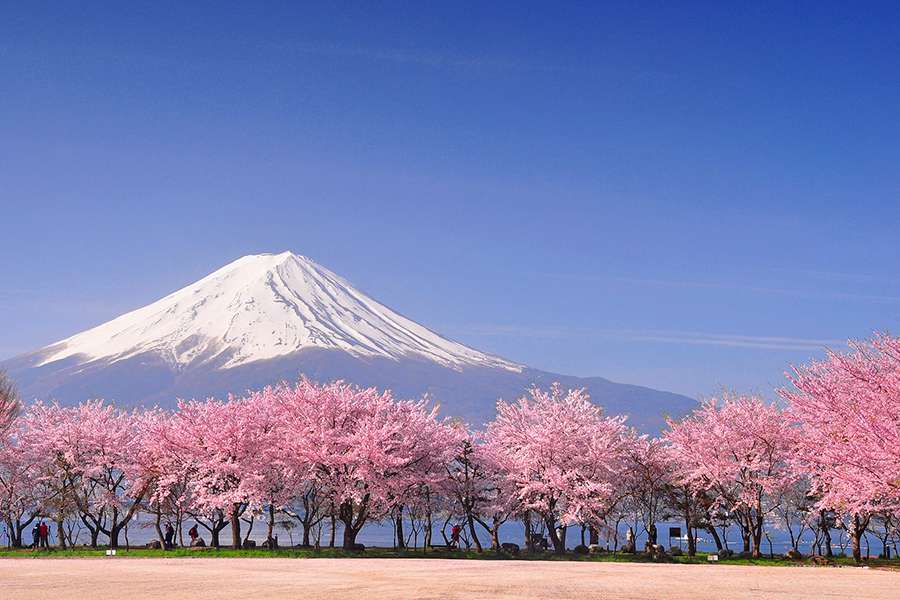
[450,524,461,549]
[38,521,49,548]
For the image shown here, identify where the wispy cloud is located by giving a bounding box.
[537,272,900,305]
[451,324,847,351]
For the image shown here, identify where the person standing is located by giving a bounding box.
[164,523,175,549]
[38,521,49,549]
[188,524,199,546]
[31,523,40,549]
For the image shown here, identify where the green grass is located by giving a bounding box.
[1,545,898,568]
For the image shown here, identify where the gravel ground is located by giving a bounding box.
[1,557,897,600]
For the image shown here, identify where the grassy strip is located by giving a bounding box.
[1,546,898,568]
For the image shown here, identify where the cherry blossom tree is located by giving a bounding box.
[780,333,900,562]
[0,421,39,548]
[274,379,452,550]
[484,384,629,553]
[665,393,794,557]
[621,434,674,550]
[18,401,155,548]
[441,425,521,552]
[160,394,288,549]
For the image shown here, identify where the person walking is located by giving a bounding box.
[450,524,461,550]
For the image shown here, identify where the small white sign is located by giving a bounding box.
[707,554,718,562]
[105,549,117,556]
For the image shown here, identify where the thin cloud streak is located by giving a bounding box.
[536,272,900,304]
[451,324,847,351]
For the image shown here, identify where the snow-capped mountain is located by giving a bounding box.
[2,252,695,432]
[36,252,521,373]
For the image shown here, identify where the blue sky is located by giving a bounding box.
[2,2,899,399]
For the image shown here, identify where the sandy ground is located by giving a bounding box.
[1,557,897,600]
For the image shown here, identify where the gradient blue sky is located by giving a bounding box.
[2,2,899,399]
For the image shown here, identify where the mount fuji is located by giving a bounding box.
[2,252,695,432]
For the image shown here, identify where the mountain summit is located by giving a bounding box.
[36,252,520,373]
[3,253,695,432]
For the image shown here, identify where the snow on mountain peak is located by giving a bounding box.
[37,252,522,373]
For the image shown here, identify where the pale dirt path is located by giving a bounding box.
[0,557,897,600]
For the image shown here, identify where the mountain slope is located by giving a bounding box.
[2,252,695,432]
[35,252,520,372]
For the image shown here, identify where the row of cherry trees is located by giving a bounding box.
[0,334,897,560]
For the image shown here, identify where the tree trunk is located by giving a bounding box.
[341,520,359,550]
[707,525,723,551]
[589,526,599,545]
[242,516,254,545]
[55,517,66,550]
[109,522,123,549]
[544,516,565,554]
[466,513,482,553]
[523,512,534,553]
[154,510,165,550]
[851,514,868,563]
[751,510,763,558]
[266,505,276,547]
[821,511,833,558]
[395,509,405,549]
[328,514,336,548]
[424,511,432,549]
[230,508,242,550]
[684,510,696,556]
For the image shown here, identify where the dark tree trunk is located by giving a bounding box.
[684,510,696,556]
[266,504,276,547]
[230,505,242,550]
[154,510,166,550]
[395,508,405,549]
[466,513,482,553]
[338,498,367,550]
[328,513,336,548]
[341,520,360,549]
[589,526,599,545]
[523,512,534,553]
[544,516,565,554]
[821,511,833,558]
[707,524,723,551]
[751,509,763,558]
[686,523,696,556]
[55,517,66,549]
[851,514,869,563]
